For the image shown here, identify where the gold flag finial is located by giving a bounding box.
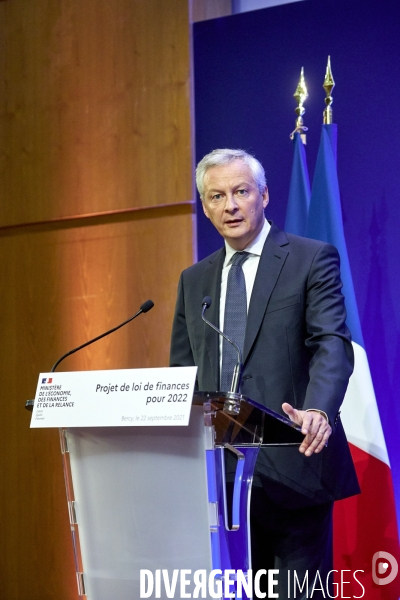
[290,67,308,141]
[323,56,335,124]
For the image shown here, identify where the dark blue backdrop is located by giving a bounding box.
[193,0,400,525]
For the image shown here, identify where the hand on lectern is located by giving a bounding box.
[282,402,332,457]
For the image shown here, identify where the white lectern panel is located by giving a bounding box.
[66,405,212,599]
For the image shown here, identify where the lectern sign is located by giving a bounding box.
[30,367,197,428]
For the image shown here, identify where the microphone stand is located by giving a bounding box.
[51,300,154,372]
[201,298,243,394]
[25,300,154,411]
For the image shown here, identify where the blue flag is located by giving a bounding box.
[306,124,363,346]
[284,132,310,237]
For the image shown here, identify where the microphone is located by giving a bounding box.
[50,300,154,372]
[201,296,243,394]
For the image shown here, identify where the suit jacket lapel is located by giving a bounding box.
[203,248,225,388]
[243,223,289,363]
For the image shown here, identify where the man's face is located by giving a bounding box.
[202,160,269,251]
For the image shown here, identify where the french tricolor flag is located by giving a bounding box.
[303,123,400,598]
[306,124,400,600]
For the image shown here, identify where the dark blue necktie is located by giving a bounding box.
[220,251,249,391]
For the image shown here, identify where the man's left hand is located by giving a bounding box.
[282,403,332,457]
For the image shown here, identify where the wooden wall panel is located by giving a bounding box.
[0,209,194,596]
[0,0,194,598]
[3,208,194,377]
[0,209,194,600]
[0,0,192,227]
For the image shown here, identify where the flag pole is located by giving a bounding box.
[285,67,311,236]
[290,67,308,143]
[323,55,335,125]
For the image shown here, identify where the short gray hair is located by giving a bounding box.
[196,148,267,199]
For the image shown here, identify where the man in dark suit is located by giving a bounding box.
[170,149,359,596]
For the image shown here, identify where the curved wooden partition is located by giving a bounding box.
[0,1,194,598]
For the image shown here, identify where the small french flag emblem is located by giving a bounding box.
[41,377,53,384]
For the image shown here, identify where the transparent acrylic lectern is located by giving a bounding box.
[57,391,303,600]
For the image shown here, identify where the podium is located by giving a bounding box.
[28,373,303,600]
